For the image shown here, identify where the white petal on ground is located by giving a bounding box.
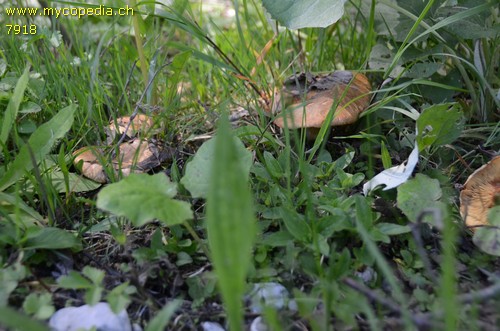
[201,321,226,331]
[247,282,296,314]
[250,317,269,331]
[363,142,419,195]
[49,302,132,331]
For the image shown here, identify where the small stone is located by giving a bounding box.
[250,317,268,331]
[49,302,131,331]
[201,321,226,331]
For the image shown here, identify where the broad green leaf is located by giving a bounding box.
[262,0,347,29]
[0,66,30,151]
[49,171,102,193]
[180,136,252,199]
[417,103,463,150]
[263,151,284,179]
[0,192,44,224]
[279,207,311,242]
[57,271,93,289]
[404,62,442,79]
[397,174,443,223]
[0,306,49,331]
[19,101,42,114]
[473,207,500,256]
[0,104,76,192]
[206,114,256,331]
[145,300,181,331]
[23,227,81,250]
[97,173,193,227]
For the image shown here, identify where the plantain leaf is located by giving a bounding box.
[206,114,256,331]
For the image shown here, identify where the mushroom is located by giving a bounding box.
[272,71,371,132]
[460,156,500,230]
[113,138,167,176]
[73,146,107,183]
[106,114,154,144]
[73,138,172,183]
[73,113,172,183]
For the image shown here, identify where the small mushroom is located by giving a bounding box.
[73,138,171,183]
[113,138,167,176]
[272,71,371,131]
[460,156,500,230]
[73,146,107,183]
[106,114,154,143]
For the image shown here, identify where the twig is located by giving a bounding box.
[342,277,433,329]
[113,62,171,149]
[459,280,500,304]
[410,209,441,282]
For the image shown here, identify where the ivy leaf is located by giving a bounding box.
[262,0,347,29]
[97,173,193,227]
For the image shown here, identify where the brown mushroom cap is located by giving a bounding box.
[106,114,154,143]
[460,156,500,229]
[73,146,107,183]
[73,138,172,183]
[273,71,371,129]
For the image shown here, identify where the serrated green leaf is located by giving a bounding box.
[180,136,252,199]
[206,114,256,331]
[82,266,105,285]
[262,0,347,29]
[22,293,54,319]
[0,104,76,192]
[97,173,193,227]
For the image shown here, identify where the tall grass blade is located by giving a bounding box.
[0,105,76,192]
[0,65,30,153]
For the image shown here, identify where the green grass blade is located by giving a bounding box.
[0,104,76,192]
[206,113,256,331]
[0,65,30,153]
